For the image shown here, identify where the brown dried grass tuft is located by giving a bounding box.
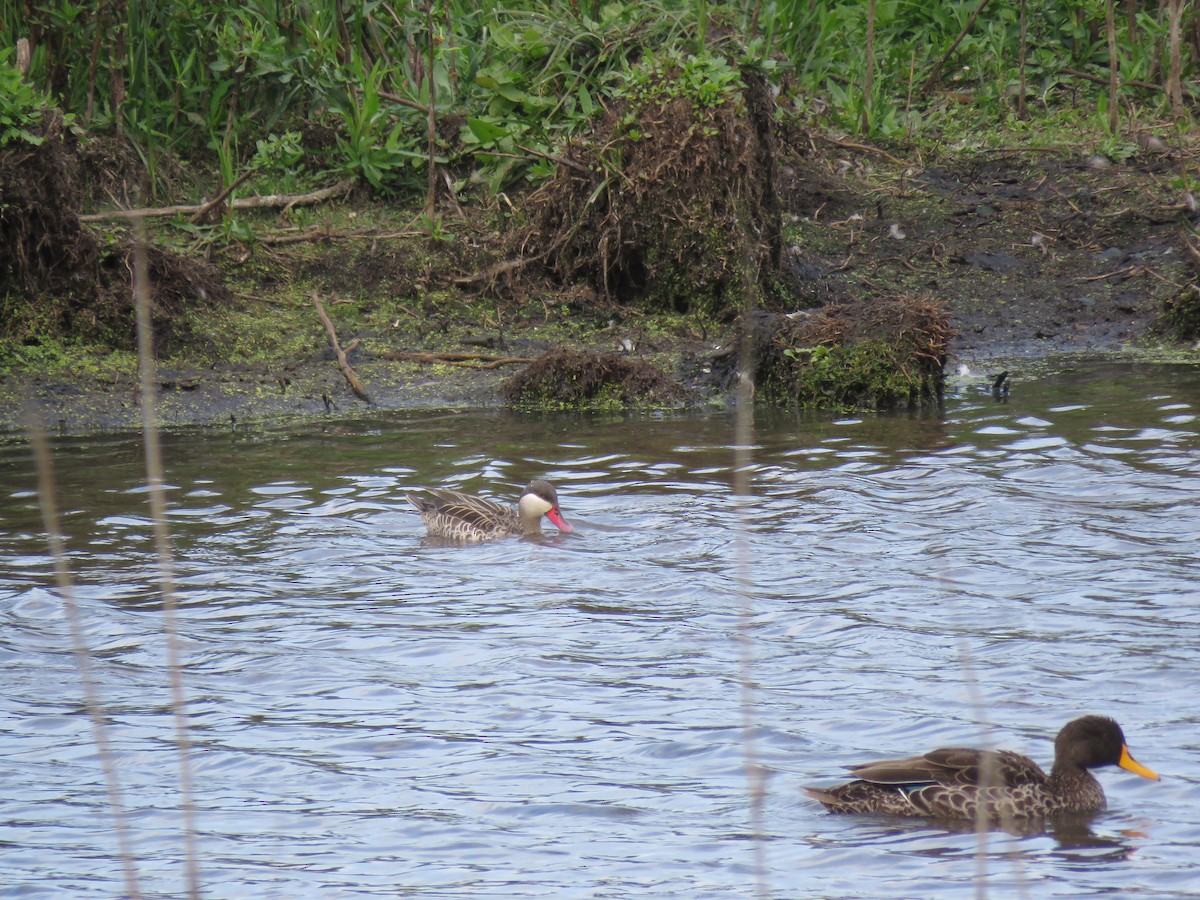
[0,111,99,308]
[501,348,688,408]
[790,294,953,361]
[742,294,953,409]
[519,66,782,317]
[0,114,228,350]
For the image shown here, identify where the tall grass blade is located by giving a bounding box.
[29,419,143,900]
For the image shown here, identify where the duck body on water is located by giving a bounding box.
[806,716,1159,820]
[407,479,574,542]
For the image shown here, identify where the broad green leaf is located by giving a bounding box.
[467,117,508,143]
[495,83,528,103]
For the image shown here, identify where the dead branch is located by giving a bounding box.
[1077,265,1138,282]
[516,143,595,177]
[258,227,423,245]
[377,88,430,116]
[825,137,914,169]
[189,168,256,225]
[922,0,994,94]
[453,254,545,285]
[380,350,535,369]
[1184,235,1200,267]
[80,180,355,222]
[312,292,371,403]
[1063,67,1195,95]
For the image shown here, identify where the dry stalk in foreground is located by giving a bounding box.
[733,221,769,900]
[957,637,1031,900]
[29,420,143,899]
[133,237,202,898]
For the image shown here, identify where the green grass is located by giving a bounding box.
[8,0,1188,206]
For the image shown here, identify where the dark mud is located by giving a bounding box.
[2,136,1198,435]
[784,145,1196,364]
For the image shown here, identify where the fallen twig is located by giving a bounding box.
[979,146,1065,155]
[1077,265,1138,282]
[80,180,355,222]
[453,254,545,285]
[188,168,256,225]
[1142,265,1183,288]
[312,293,371,403]
[381,350,534,369]
[258,227,423,245]
[826,137,914,169]
[1099,203,1188,224]
[1184,235,1200,267]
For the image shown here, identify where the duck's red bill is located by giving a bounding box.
[547,508,574,533]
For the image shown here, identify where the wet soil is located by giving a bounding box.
[842,151,1193,362]
[2,139,1197,435]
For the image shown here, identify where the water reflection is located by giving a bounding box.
[811,809,1137,856]
[911,809,1128,845]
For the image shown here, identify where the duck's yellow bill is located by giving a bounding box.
[1119,745,1160,781]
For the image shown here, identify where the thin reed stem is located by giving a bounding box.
[732,188,769,899]
[1105,0,1119,133]
[424,0,438,221]
[862,0,875,134]
[957,638,1030,900]
[957,639,993,900]
[133,236,202,898]
[733,352,768,899]
[29,421,143,899]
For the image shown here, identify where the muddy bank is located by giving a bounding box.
[3,132,1199,435]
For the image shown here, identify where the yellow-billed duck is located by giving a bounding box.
[407,479,574,542]
[805,715,1159,820]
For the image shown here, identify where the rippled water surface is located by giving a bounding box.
[2,361,1199,898]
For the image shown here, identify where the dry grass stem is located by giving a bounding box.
[133,235,202,898]
[29,420,143,899]
[957,638,1031,900]
[733,205,769,898]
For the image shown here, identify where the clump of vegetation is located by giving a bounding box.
[749,296,951,410]
[0,68,228,354]
[6,0,1197,203]
[1157,284,1200,342]
[502,349,688,409]
[522,52,784,317]
[781,0,1196,140]
[0,101,102,335]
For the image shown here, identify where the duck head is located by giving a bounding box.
[1056,715,1159,780]
[517,480,574,535]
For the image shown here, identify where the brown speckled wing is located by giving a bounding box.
[810,748,1070,819]
[424,489,514,525]
[905,779,1079,820]
[846,752,958,785]
[850,748,1047,790]
[804,782,920,816]
[408,488,519,540]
